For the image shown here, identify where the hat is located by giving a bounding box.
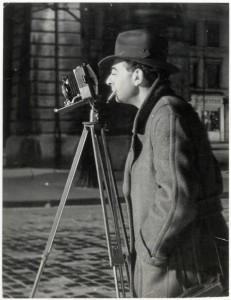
[98,29,179,74]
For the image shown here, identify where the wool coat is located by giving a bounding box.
[123,80,228,298]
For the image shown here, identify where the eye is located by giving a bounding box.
[110,68,117,76]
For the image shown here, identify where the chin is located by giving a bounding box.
[115,96,134,106]
[116,96,128,104]
[115,96,122,103]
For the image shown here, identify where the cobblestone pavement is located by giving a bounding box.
[3,205,129,298]
[3,186,229,298]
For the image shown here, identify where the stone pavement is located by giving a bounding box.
[3,205,129,298]
[2,167,229,298]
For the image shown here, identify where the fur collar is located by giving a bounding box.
[132,80,175,134]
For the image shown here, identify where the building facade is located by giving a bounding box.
[184,4,229,142]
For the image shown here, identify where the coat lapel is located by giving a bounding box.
[132,80,175,135]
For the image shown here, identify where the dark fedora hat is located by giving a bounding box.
[98,29,179,74]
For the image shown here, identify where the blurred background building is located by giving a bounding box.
[3,3,229,172]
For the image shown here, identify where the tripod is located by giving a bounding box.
[30,106,130,298]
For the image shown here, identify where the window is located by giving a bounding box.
[202,110,220,131]
[205,21,219,47]
[206,63,220,88]
[188,21,197,45]
[189,62,198,87]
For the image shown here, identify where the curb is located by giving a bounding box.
[3,168,66,178]
[3,197,126,208]
[3,194,228,209]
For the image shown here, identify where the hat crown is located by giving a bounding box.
[98,29,179,74]
[115,29,168,61]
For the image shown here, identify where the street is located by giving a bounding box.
[3,205,126,298]
[2,170,228,298]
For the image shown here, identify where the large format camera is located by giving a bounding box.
[55,63,99,114]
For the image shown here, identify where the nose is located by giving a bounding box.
[106,74,112,86]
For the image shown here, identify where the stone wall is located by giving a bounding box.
[6,3,87,167]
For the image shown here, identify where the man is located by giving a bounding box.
[98,29,228,298]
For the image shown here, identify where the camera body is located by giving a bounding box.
[73,64,98,101]
[55,63,99,114]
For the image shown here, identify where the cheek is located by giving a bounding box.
[117,75,132,91]
[118,83,136,101]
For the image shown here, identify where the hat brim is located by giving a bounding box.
[98,55,179,74]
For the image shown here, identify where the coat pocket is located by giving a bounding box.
[135,229,168,267]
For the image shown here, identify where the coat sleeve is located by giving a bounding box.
[135,111,200,266]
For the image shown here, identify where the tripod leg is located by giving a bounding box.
[100,129,130,256]
[113,266,120,298]
[100,129,131,289]
[114,264,127,298]
[90,131,120,298]
[90,127,128,298]
[89,126,114,267]
[30,126,89,298]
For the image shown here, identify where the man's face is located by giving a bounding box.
[106,61,138,105]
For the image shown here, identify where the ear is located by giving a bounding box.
[132,68,144,86]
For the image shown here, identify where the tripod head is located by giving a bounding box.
[54,63,100,119]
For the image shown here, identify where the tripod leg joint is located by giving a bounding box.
[111,246,126,266]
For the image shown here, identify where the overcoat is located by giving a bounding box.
[123,80,228,298]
